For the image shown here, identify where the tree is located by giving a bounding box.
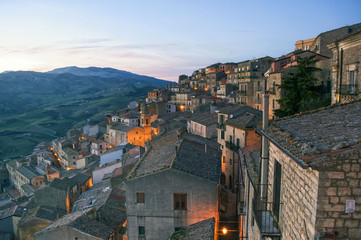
[274,55,324,118]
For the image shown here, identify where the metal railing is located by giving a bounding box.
[226,141,239,152]
[252,196,282,238]
[217,122,226,130]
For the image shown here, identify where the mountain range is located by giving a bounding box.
[0,66,171,160]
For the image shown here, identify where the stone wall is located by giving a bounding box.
[267,143,320,240]
[315,147,361,239]
[126,169,218,240]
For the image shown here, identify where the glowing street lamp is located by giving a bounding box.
[222,228,227,235]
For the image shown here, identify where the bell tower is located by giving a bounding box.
[140,103,152,139]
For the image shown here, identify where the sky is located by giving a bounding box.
[0,0,360,81]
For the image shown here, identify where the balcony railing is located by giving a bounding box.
[252,196,282,238]
[217,122,226,130]
[225,141,239,153]
[337,84,359,95]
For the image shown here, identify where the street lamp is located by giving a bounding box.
[222,228,228,235]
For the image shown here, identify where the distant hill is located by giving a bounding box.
[0,67,170,160]
[47,66,168,84]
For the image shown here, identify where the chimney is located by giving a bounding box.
[260,91,270,199]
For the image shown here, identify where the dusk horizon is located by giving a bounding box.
[1,0,361,81]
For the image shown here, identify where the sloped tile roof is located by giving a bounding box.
[168,217,215,240]
[264,100,361,163]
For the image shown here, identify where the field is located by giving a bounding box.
[0,94,132,160]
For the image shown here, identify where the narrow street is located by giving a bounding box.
[219,188,239,240]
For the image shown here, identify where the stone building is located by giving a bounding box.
[242,100,361,239]
[0,163,9,191]
[189,112,218,139]
[34,209,114,240]
[216,105,262,191]
[105,123,135,147]
[5,160,45,195]
[18,206,66,240]
[35,173,92,213]
[167,217,216,240]
[236,56,274,109]
[72,183,127,240]
[310,22,361,58]
[206,72,227,94]
[91,140,111,155]
[125,132,221,240]
[328,31,361,104]
[118,111,140,127]
[0,205,26,239]
[295,37,316,51]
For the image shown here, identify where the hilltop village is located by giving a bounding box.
[0,23,361,240]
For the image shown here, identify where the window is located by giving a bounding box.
[273,161,282,220]
[137,192,145,203]
[349,71,356,93]
[174,193,187,210]
[222,156,226,163]
[229,135,233,144]
[236,138,240,148]
[139,226,145,236]
[221,131,225,139]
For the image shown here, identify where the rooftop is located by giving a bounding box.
[128,132,221,183]
[264,101,361,164]
[0,205,24,220]
[226,112,262,130]
[70,173,91,185]
[20,184,36,196]
[35,210,113,239]
[72,182,112,212]
[108,123,136,132]
[216,105,262,119]
[49,177,77,191]
[63,147,79,156]
[19,206,66,225]
[17,166,41,180]
[172,135,221,183]
[128,131,179,179]
[119,111,140,119]
[241,143,261,186]
[191,113,218,126]
[168,217,215,240]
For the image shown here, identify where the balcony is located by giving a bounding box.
[252,196,282,239]
[225,141,239,153]
[217,122,226,130]
[337,84,359,95]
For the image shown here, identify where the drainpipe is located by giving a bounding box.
[260,91,269,200]
[339,48,343,103]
